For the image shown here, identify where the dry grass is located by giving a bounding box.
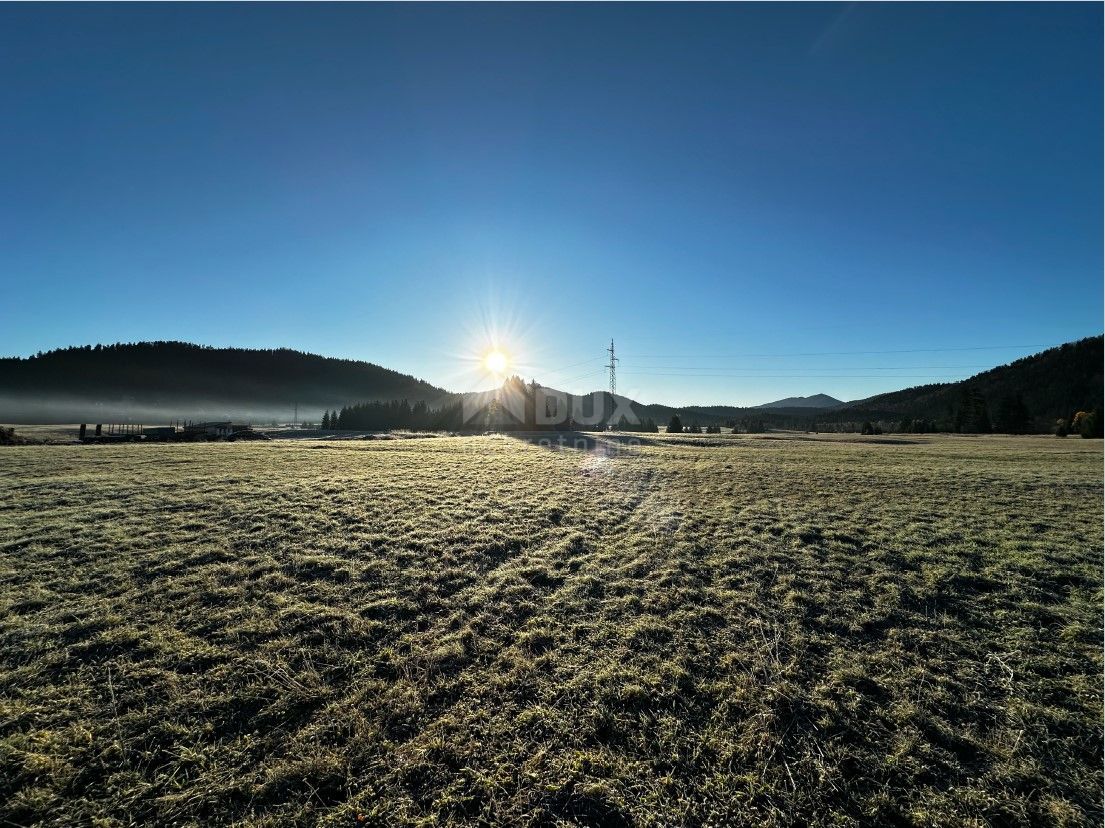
[0,433,1101,826]
[1,424,83,443]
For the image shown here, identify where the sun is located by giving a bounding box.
[483,349,509,376]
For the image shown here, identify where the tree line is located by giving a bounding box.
[319,398,482,432]
[811,390,1102,438]
[665,415,766,434]
[319,388,1103,439]
[318,378,665,433]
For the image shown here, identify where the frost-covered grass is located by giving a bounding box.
[1,433,1101,826]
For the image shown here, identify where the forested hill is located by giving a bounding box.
[2,336,1101,429]
[0,342,452,423]
[837,336,1103,428]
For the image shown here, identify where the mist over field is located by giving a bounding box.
[0,393,299,425]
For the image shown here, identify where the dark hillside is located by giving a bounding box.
[836,336,1103,429]
[0,342,452,423]
[2,336,1100,431]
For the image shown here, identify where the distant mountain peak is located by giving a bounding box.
[756,393,845,409]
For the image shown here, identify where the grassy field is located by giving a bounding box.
[0,433,1101,827]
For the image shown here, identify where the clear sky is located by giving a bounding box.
[1,3,1101,406]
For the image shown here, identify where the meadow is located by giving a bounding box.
[0,433,1101,827]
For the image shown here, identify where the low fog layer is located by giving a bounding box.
[0,394,317,426]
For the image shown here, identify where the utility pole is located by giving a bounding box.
[605,339,619,397]
[293,402,298,429]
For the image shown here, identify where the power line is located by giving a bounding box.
[618,364,994,372]
[556,368,606,386]
[628,343,1057,359]
[531,342,1047,388]
[540,355,607,376]
[620,372,977,379]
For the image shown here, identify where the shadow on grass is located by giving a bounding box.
[504,431,657,452]
[758,434,922,445]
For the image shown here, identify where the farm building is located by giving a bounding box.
[142,426,178,441]
[183,422,238,438]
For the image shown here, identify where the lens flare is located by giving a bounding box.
[484,349,509,376]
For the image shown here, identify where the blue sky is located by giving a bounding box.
[1,3,1100,406]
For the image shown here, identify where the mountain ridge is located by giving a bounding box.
[756,393,845,409]
[1,337,1101,430]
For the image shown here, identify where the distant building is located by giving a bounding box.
[142,426,178,441]
[183,422,242,438]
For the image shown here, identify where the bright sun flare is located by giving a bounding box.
[483,349,509,376]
